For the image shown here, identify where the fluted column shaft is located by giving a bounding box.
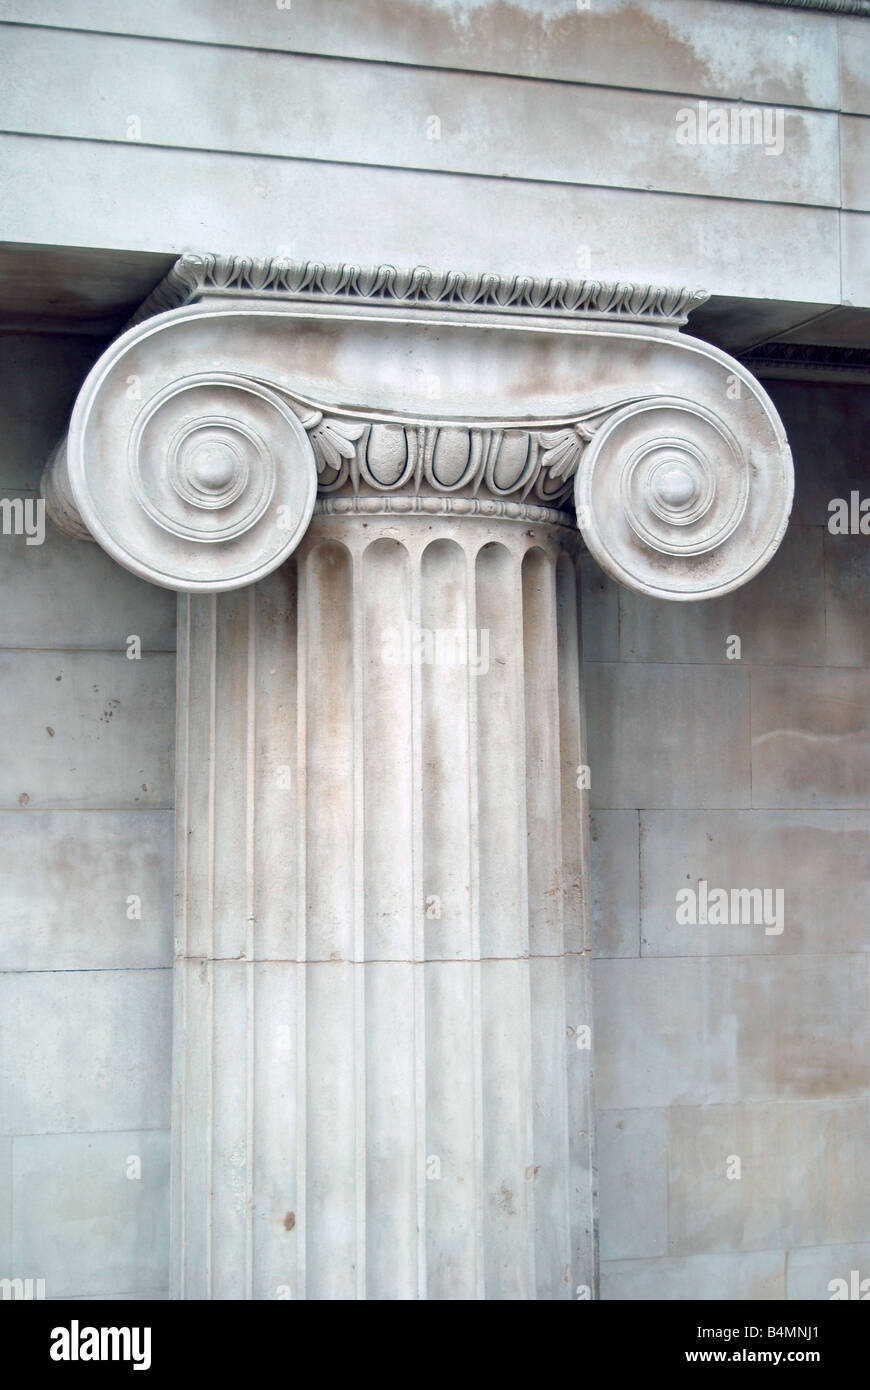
[171,502,595,1300]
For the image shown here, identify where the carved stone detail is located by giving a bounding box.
[56,367,317,593]
[42,254,795,602]
[129,253,710,327]
[313,494,577,530]
[278,388,651,506]
[575,395,792,601]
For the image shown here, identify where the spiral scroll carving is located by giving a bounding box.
[574,396,793,601]
[65,370,317,592]
[43,284,794,599]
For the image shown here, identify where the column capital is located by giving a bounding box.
[41,254,793,600]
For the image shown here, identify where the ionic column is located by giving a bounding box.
[41,255,794,1300]
[171,499,592,1299]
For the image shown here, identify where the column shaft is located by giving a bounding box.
[171,506,596,1300]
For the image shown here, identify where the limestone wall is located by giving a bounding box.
[0,332,175,1299]
[587,377,870,1300]
[0,0,867,305]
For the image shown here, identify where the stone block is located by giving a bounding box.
[751,668,870,808]
[667,1102,827,1255]
[639,809,870,957]
[824,532,870,668]
[11,1129,169,1297]
[594,955,870,1109]
[0,969,171,1135]
[580,548,618,661]
[590,810,639,958]
[0,809,173,971]
[597,1108,667,1260]
[618,525,824,667]
[0,501,176,650]
[601,1249,784,1300]
[585,663,750,809]
[787,1241,870,1301]
[0,651,175,809]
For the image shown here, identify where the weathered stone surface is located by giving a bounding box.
[751,668,870,808]
[597,1109,668,1260]
[0,27,841,209]
[841,211,870,308]
[0,0,842,110]
[0,970,171,1135]
[589,811,640,958]
[579,549,618,661]
[43,260,793,602]
[585,663,750,809]
[617,525,825,666]
[0,499,175,650]
[0,136,842,305]
[0,1137,10,1272]
[11,1130,169,1297]
[639,809,870,956]
[0,652,174,809]
[600,1100,870,1267]
[601,1250,785,1301]
[787,1241,870,1300]
[0,810,173,971]
[594,955,870,1109]
[842,115,870,212]
[824,532,870,667]
[841,17,870,114]
[3,0,867,1307]
[667,1102,832,1255]
[172,524,593,1300]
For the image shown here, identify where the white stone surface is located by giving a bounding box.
[751,668,870,808]
[597,1109,667,1261]
[171,518,595,1300]
[585,662,751,809]
[640,809,870,957]
[616,524,826,665]
[0,809,173,971]
[11,1130,169,1298]
[594,955,870,1110]
[667,1100,870,1256]
[787,1242,870,1300]
[0,651,174,809]
[0,494,175,650]
[0,1137,10,1273]
[0,968,171,1135]
[602,1250,785,1301]
[0,26,842,209]
[589,811,640,959]
[0,0,842,110]
[0,135,845,305]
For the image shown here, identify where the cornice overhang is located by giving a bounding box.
[41,256,794,603]
[739,342,870,384]
[747,1,870,13]
[126,254,711,329]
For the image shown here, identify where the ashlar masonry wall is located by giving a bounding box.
[587,378,870,1301]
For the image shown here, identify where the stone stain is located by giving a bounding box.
[498,1182,516,1216]
[99,698,121,724]
[284,1211,296,1232]
[372,0,814,109]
